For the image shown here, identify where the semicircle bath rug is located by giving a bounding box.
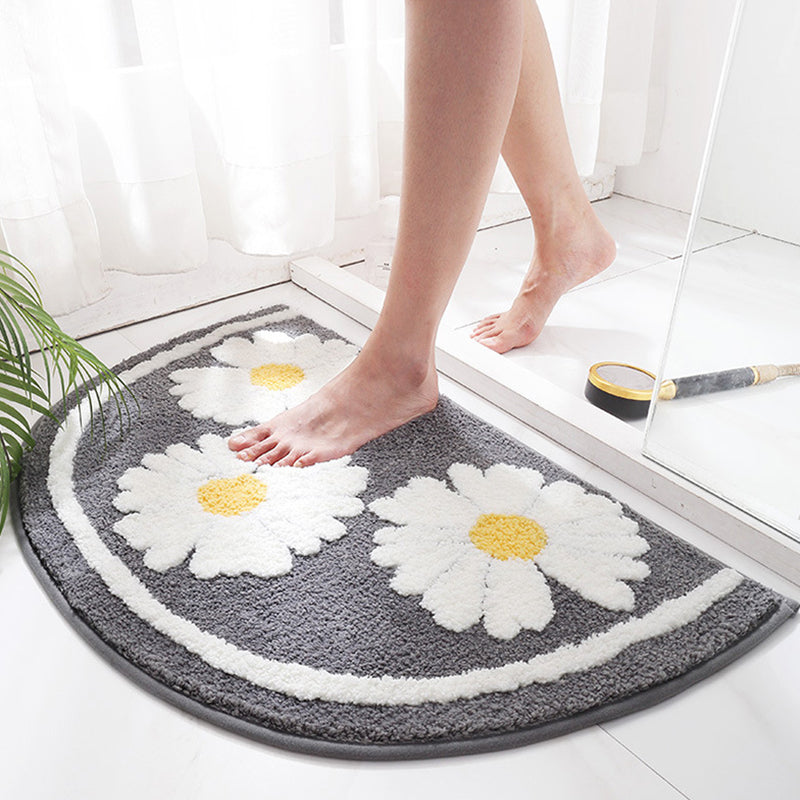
[17,305,797,760]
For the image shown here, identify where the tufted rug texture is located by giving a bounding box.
[17,305,797,759]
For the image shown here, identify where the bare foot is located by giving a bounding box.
[471,207,616,354]
[227,338,439,467]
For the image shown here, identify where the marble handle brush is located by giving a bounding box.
[585,361,800,420]
[657,363,800,400]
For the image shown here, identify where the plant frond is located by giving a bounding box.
[0,370,49,402]
[0,418,27,531]
[0,384,51,417]
[0,294,34,385]
[0,250,43,302]
[0,253,137,533]
[0,413,35,450]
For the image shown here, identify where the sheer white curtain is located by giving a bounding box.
[0,0,381,315]
[0,0,659,317]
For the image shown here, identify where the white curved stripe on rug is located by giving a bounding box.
[45,309,744,706]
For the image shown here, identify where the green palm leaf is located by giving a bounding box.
[0,252,136,531]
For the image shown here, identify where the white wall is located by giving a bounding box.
[702,0,800,243]
[614,0,736,215]
[615,0,800,246]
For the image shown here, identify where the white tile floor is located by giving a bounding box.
[2,200,800,799]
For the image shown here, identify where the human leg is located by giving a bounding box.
[471,0,616,354]
[229,0,525,466]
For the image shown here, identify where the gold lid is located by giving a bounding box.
[587,362,656,401]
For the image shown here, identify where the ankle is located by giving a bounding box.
[360,330,435,389]
[517,202,615,295]
[525,178,589,232]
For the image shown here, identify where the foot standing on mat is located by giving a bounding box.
[229,0,615,468]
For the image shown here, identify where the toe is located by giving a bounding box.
[473,324,499,342]
[296,445,343,467]
[238,435,280,462]
[470,317,499,336]
[476,333,513,354]
[297,441,350,466]
[294,450,319,468]
[255,440,291,466]
[228,424,271,451]
[273,448,306,467]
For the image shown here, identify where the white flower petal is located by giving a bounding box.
[115,466,165,505]
[297,340,357,374]
[387,542,467,597]
[264,515,341,554]
[195,433,244,463]
[547,520,648,558]
[190,521,294,578]
[369,476,476,530]
[536,545,649,611]
[483,559,555,638]
[448,462,544,515]
[372,525,403,548]
[142,542,194,572]
[136,450,201,481]
[251,330,293,344]
[267,457,367,498]
[420,550,490,632]
[532,481,625,526]
[372,528,464,571]
[157,440,218,475]
[320,337,359,362]
[169,366,275,425]
[287,333,329,364]
[114,470,198,515]
[210,336,266,369]
[373,521,468,552]
[308,515,349,543]
[168,364,241,397]
[256,462,366,526]
[114,511,197,570]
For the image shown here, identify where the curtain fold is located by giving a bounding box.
[0,0,108,313]
[0,0,658,316]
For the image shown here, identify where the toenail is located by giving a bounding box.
[230,435,245,445]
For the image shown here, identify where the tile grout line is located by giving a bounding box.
[667,230,754,259]
[598,725,694,800]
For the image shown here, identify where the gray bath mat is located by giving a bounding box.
[17,305,797,759]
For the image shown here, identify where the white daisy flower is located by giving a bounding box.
[169,331,358,425]
[369,463,650,640]
[113,434,368,579]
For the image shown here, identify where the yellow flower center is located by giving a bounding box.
[249,362,305,391]
[196,474,267,517]
[468,513,548,561]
